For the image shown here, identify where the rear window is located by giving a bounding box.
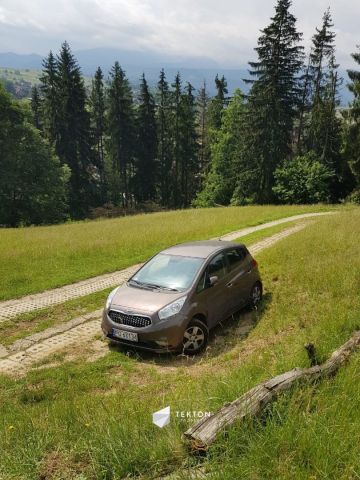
[225,248,247,271]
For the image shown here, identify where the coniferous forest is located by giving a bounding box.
[1,0,360,227]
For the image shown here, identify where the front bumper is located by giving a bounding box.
[101,307,189,353]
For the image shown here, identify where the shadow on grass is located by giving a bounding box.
[109,292,273,369]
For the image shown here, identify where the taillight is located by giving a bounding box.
[251,258,258,269]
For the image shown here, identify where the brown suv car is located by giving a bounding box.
[101,240,262,355]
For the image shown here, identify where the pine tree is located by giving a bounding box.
[179,82,198,206]
[30,86,42,131]
[196,81,210,173]
[55,41,95,218]
[134,74,157,203]
[171,72,182,207]
[243,0,304,202]
[107,61,135,207]
[89,66,106,201]
[305,10,351,199]
[207,75,228,131]
[344,46,360,194]
[40,51,58,143]
[156,69,173,207]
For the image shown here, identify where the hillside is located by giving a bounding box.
[0,207,359,479]
[0,50,353,103]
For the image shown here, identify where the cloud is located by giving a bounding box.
[0,0,358,67]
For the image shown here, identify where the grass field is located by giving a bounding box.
[0,208,359,479]
[0,218,300,346]
[0,205,334,301]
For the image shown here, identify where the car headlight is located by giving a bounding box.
[105,287,120,311]
[158,296,187,320]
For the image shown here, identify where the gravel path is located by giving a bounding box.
[0,211,333,323]
[0,221,309,376]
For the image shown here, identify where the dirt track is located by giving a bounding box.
[0,211,333,323]
[0,222,309,376]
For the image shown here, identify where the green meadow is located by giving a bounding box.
[0,207,359,479]
[0,205,333,301]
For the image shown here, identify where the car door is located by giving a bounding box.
[195,252,234,328]
[223,247,252,314]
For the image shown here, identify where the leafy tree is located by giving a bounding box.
[273,152,334,204]
[107,62,135,207]
[243,0,304,202]
[156,69,173,207]
[89,66,106,201]
[0,85,69,227]
[194,90,246,207]
[133,74,157,203]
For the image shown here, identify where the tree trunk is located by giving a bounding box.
[184,330,360,452]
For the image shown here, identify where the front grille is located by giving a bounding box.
[108,310,151,328]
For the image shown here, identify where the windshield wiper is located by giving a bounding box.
[141,282,180,292]
[128,279,153,290]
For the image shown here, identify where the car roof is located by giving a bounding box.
[160,240,245,259]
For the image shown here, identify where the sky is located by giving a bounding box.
[0,0,358,68]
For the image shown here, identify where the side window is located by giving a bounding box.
[196,271,207,294]
[196,253,227,294]
[225,248,246,272]
[208,253,227,279]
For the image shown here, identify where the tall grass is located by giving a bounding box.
[0,208,359,479]
[0,205,332,300]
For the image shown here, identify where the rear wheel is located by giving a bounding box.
[182,318,208,355]
[250,282,262,307]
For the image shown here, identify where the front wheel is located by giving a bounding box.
[250,282,262,307]
[182,318,209,355]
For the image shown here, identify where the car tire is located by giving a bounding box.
[250,281,263,307]
[182,318,209,355]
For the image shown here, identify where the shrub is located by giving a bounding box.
[273,152,334,204]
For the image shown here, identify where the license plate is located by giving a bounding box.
[112,328,138,342]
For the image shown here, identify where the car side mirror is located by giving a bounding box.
[209,275,219,287]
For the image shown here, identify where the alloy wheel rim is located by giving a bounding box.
[183,326,205,351]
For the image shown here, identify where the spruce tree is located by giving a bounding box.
[196,81,210,173]
[156,69,173,207]
[207,74,228,131]
[30,86,42,131]
[134,74,157,203]
[171,73,182,207]
[107,61,135,207]
[55,41,95,218]
[243,0,304,202]
[40,51,58,143]
[344,46,360,194]
[180,82,198,206]
[89,66,106,201]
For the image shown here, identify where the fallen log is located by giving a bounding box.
[184,330,360,452]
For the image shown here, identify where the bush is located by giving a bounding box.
[346,189,360,204]
[273,152,334,204]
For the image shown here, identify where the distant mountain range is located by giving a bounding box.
[0,48,353,103]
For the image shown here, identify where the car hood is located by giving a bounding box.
[111,283,185,314]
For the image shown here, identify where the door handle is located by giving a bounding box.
[226,282,233,288]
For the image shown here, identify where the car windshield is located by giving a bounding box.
[130,254,204,292]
